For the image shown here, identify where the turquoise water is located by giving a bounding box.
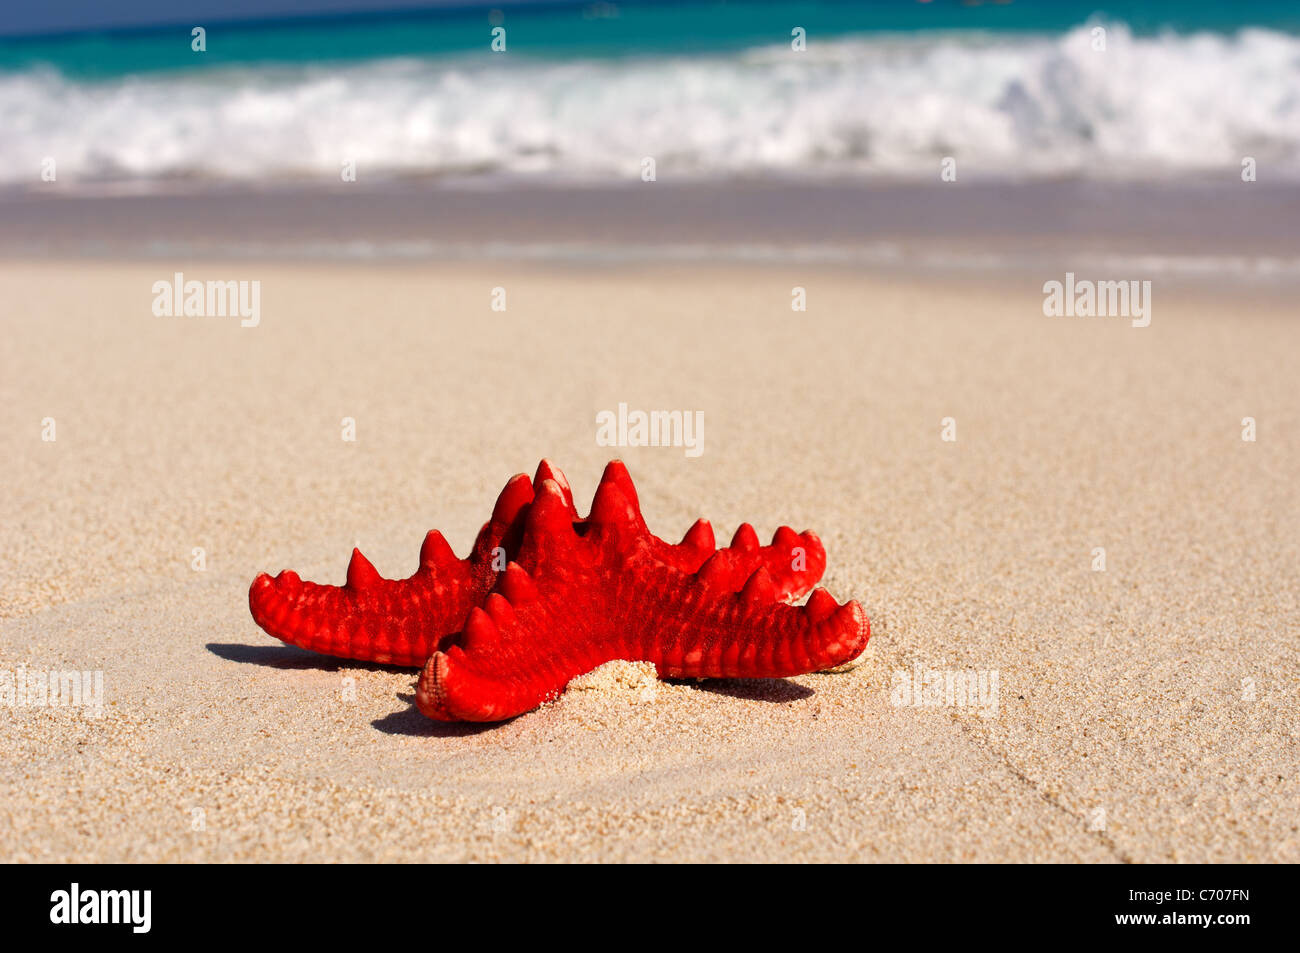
[2,1,1298,187]
[3,1,1298,76]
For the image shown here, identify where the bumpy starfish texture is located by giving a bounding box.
[415,469,869,722]
[248,460,827,667]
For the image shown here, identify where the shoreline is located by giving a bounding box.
[4,180,1300,283]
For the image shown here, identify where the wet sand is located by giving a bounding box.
[4,179,1300,276]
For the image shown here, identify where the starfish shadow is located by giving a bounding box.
[370,694,504,737]
[674,677,815,704]
[205,642,412,675]
[209,644,502,735]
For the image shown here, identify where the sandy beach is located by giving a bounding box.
[1,256,1295,862]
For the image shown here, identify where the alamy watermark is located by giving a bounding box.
[596,402,704,457]
[50,883,150,933]
[152,272,260,327]
[890,663,999,718]
[1,666,104,717]
[1042,272,1151,328]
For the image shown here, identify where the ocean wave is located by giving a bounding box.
[2,24,1299,186]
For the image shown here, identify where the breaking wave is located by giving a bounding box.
[2,24,1298,187]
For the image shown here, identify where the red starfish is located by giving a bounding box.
[248,461,828,667]
[415,467,869,722]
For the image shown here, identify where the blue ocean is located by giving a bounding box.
[2,0,1299,187]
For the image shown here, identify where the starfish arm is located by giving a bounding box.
[247,473,535,666]
[248,551,478,667]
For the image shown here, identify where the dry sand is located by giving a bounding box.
[0,259,1296,862]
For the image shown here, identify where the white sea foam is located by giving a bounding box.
[3,25,1298,186]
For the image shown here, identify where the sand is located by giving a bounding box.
[1,258,1296,862]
